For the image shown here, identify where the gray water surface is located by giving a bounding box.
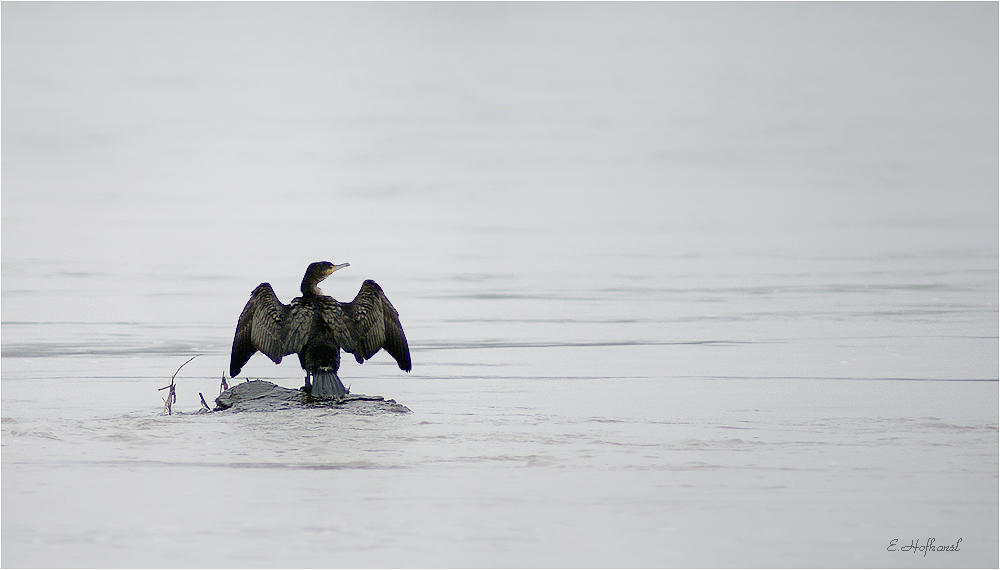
[3,3,997,567]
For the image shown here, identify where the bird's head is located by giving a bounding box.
[301,261,349,295]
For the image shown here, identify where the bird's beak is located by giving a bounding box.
[318,262,349,282]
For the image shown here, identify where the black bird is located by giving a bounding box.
[229,261,411,398]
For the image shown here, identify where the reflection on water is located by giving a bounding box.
[2,2,997,567]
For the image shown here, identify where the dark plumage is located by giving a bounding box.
[229,261,411,398]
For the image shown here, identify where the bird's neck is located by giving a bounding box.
[301,280,324,297]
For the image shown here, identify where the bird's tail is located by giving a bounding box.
[308,371,348,399]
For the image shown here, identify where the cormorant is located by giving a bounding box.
[229,261,411,398]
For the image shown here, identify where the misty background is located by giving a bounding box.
[3,3,997,567]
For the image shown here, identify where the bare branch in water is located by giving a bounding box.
[161,383,176,415]
[159,355,201,416]
[170,355,200,385]
[199,392,210,411]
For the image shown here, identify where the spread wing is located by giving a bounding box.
[330,279,411,371]
[230,283,290,377]
[281,297,319,356]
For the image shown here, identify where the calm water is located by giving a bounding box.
[3,3,997,567]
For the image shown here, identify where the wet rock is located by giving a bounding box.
[214,380,410,414]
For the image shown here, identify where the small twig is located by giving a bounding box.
[161,383,176,415]
[159,355,201,416]
[199,392,210,411]
[160,354,200,391]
